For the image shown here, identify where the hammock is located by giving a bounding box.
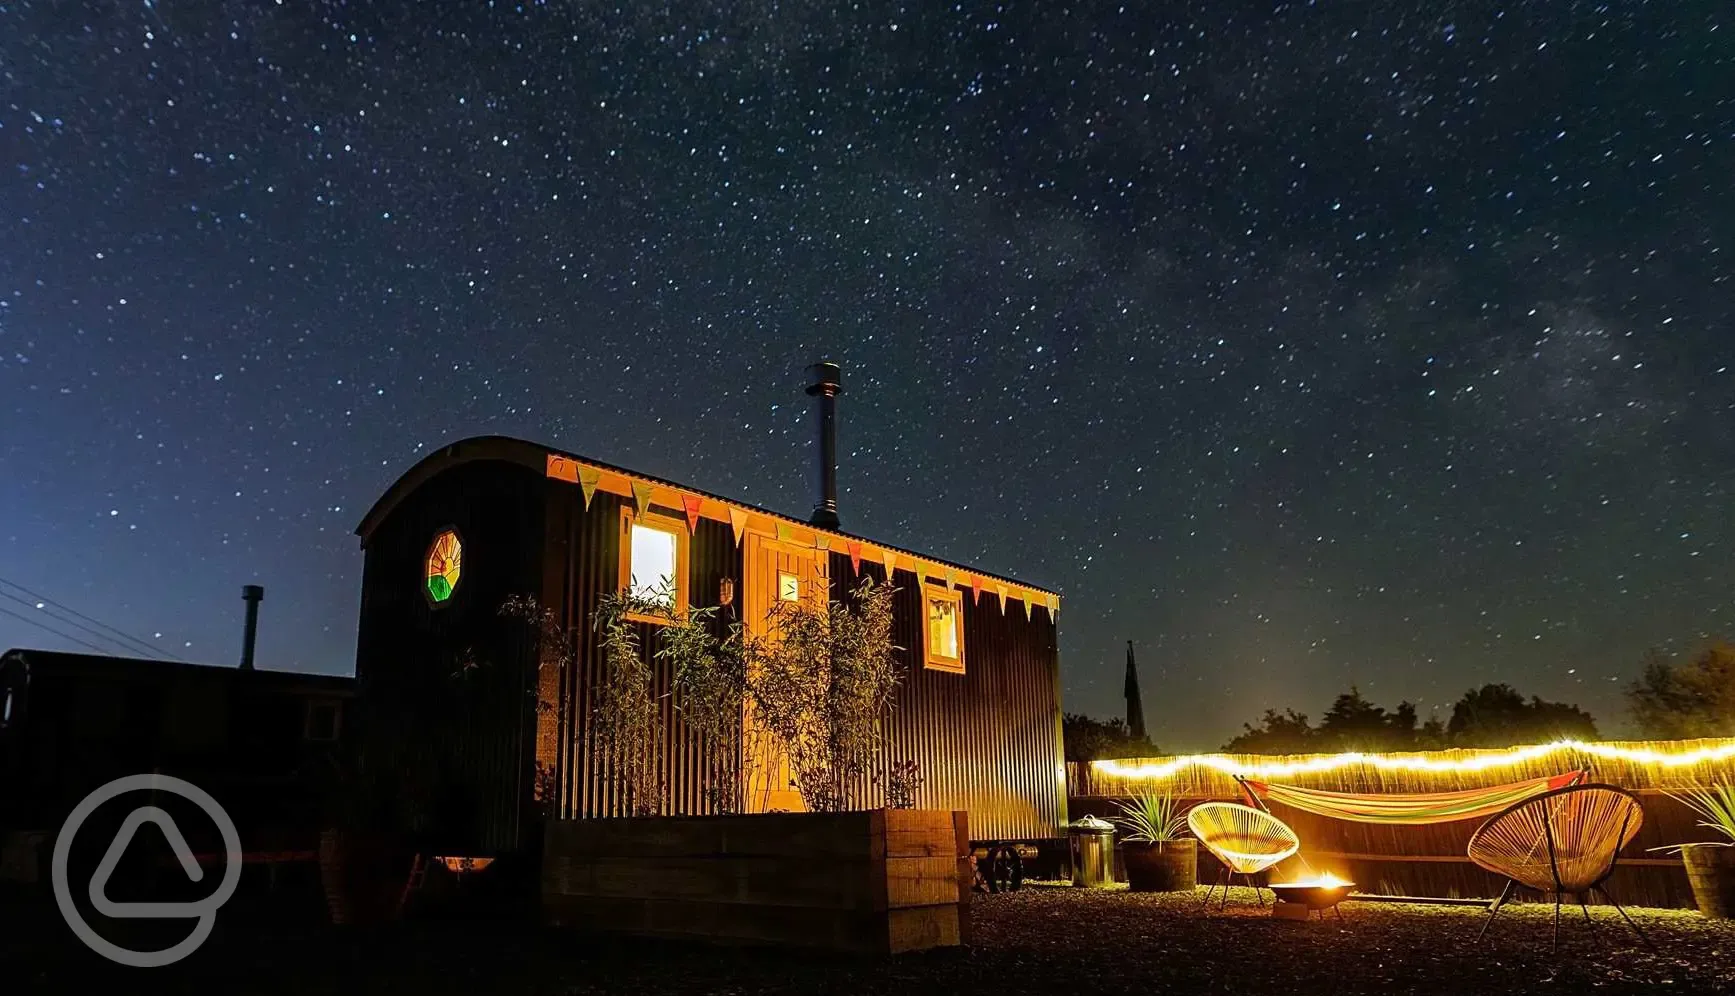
[1238,771,1585,826]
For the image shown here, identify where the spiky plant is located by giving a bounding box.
[1114,788,1190,844]
[1668,783,1735,846]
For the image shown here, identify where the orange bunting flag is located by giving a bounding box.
[577,466,602,510]
[680,493,703,534]
[631,481,655,518]
[546,454,579,483]
[847,540,863,576]
[728,507,749,546]
[881,548,898,578]
[995,583,1009,614]
[969,575,983,604]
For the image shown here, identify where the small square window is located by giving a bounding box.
[923,584,965,674]
[777,572,800,602]
[619,507,689,623]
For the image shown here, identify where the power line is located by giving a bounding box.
[0,589,160,660]
[0,603,117,656]
[0,576,186,662]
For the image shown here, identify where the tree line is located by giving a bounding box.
[1063,639,1735,760]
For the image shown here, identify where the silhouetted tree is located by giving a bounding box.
[1445,683,1598,747]
[1063,712,1162,762]
[1628,641,1735,739]
[1222,708,1317,754]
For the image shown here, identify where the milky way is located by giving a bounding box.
[2,2,1730,749]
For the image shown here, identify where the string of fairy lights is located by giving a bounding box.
[1092,738,1735,781]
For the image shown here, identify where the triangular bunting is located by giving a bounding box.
[546,454,579,483]
[680,493,703,534]
[995,584,1009,614]
[1020,593,1033,620]
[577,466,601,510]
[814,533,831,552]
[915,561,929,587]
[847,541,863,576]
[881,549,898,578]
[944,568,957,589]
[1048,593,1059,618]
[728,507,749,546]
[631,481,655,518]
[969,575,983,604]
[776,521,795,545]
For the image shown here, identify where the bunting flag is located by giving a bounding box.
[847,540,863,576]
[680,493,703,534]
[881,548,898,578]
[728,507,750,546]
[775,521,795,545]
[631,481,655,518]
[577,466,602,510]
[915,561,929,587]
[943,567,958,590]
[969,575,983,604]
[814,533,831,552]
[546,454,579,483]
[1021,594,1034,620]
[995,583,1009,615]
[1048,593,1060,619]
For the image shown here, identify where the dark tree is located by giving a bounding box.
[1627,641,1735,739]
[1221,708,1316,754]
[1445,683,1598,748]
[1063,712,1162,762]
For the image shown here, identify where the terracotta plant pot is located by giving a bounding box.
[1123,839,1197,892]
[1681,843,1735,919]
[318,828,411,926]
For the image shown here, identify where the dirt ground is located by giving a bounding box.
[6,885,1735,995]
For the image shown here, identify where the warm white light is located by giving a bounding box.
[1092,738,1735,781]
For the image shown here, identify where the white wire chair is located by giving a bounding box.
[1187,801,1301,908]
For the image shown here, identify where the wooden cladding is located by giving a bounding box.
[542,808,971,954]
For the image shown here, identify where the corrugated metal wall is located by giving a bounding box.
[828,556,1066,841]
[541,486,741,820]
[354,457,544,856]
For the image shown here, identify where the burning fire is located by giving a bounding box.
[1280,872,1351,889]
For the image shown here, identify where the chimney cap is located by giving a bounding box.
[805,361,842,395]
[242,584,264,600]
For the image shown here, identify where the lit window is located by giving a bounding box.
[619,507,688,623]
[778,572,800,602]
[425,529,462,604]
[923,584,965,674]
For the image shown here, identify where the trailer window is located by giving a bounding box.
[619,506,689,623]
[922,584,965,674]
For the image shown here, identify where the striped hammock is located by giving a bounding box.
[1239,771,1585,825]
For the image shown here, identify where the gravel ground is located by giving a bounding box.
[8,885,1735,996]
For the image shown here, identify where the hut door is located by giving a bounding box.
[741,530,829,814]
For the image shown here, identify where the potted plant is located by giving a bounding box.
[1114,789,1196,892]
[1665,783,1735,919]
[317,753,415,926]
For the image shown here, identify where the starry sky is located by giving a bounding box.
[2,2,1730,752]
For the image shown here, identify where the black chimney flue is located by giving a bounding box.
[240,584,263,671]
[805,361,843,529]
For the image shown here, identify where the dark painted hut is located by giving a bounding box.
[0,647,353,885]
[351,366,1066,867]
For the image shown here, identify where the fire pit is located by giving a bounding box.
[1269,873,1354,920]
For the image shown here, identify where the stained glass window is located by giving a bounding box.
[426,529,462,603]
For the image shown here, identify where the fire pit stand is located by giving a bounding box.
[1268,880,1354,921]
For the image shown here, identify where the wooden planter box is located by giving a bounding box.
[543,809,970,955]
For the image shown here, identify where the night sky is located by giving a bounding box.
[3,3,1730,751]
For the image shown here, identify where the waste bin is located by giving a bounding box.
[1067,815,1117,888]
